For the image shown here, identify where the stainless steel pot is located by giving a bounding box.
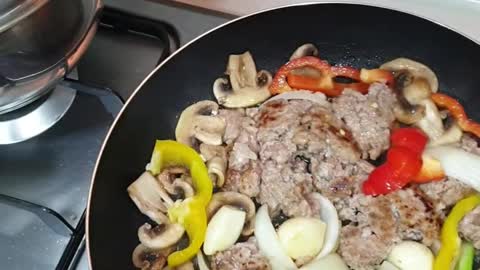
[0,0,102,114]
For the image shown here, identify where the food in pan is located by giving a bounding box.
[127,44,480,270]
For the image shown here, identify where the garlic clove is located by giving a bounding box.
[277,217,326,260]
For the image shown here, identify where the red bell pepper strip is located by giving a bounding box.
[269,56,333,94]
[431,93,480,138]
[270,56,395,96]
[286,73,340,96]
[387,146,423,180]
[286,73,370,96]
[362,163,406,196]
[390,127,428,155]
[363,128,427,196]
[333,82,370,94]
[331,66,361,81]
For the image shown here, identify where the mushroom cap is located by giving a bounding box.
[138,222,185,250]
[132,244,172,270]
[207,156,227,187]
[213,71,272,108]
[290,43,319,60]
[381,57,439,92]
[213,51,272,108]
[171,179,194,198]
[206,191,256,235]
[415,99,445,140]
[403,77,432,105]
[175,100,225,148]
[392,70,426,125]
[127,171,172,225]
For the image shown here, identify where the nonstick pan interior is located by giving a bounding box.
[87,3,480,269]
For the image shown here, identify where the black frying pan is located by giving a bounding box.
[87,3,480,269]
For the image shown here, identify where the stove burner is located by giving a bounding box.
[0,6,179,270]
[0,85,76,144]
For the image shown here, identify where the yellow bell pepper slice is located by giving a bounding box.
[434,194,480,270]
[148,140,213,267]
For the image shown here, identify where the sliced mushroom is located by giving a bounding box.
[199,144,228,187]
[403,77,432,105]
[138,223,185,250]
[392,71,426,124]
[428,122,463,146]
[415,99,445,140]
[132,244,172,270]
[206,192,256,235]
[175,100,226,148]
[207,156,227,187]
[290,43,319,60]
[199,143,227,161]
[171,179,194,198]
[156,166,189,194]
[128,172,173,225]
[381,57,439,92]
[213,51,272,108]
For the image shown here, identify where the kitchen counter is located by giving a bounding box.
[153,0,480,43]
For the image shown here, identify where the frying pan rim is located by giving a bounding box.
[85,2,480,269]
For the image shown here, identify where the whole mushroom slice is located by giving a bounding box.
[213,51,272,108]
[415,99,445,140]
[199,144,227,187]
[206,191,256,235]
[138,222,185,250]
[290,43,319,60]
[175,100,226,148]
[380,57,439,92]
[156,166,190,195]
[207,156,227,187]
[392,70,426,124]
[171,179,194,198]
[128,171,173,225]
[132,244,173,270]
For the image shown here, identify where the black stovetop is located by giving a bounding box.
[0,6,178,270]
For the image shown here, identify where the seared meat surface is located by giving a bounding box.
[459,206,480,249]
[211,238,271,270]
[333,84,396,160]
[213,86,478,270]
[256,100,316,217]
[222,108,263,197]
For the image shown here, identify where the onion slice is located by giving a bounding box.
[426,146,480,191]
[308,193,341,259]
[264,90,330,107]
[255,205,297,270]
[197,250,210,270]
[300,253,348,270]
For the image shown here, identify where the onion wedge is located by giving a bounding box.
[196,251,210,270]
[308,193,341,259]
[300,253,348,270]
[426,146,480,191]
[264,90,330,107]
[255,205,297,270]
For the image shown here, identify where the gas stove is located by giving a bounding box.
[1,0,479,269]
[0,6,179,270]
